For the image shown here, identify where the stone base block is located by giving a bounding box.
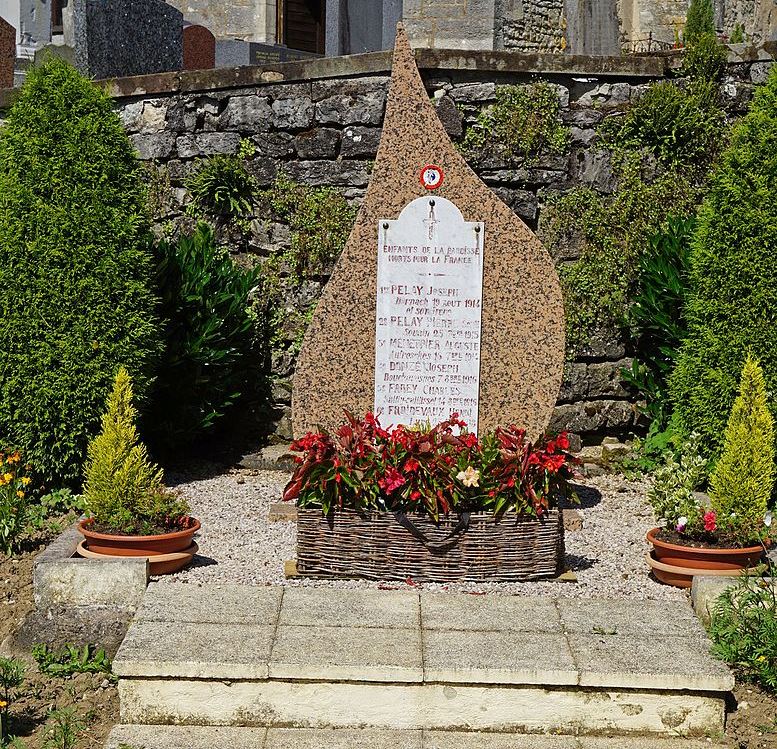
[118,678,725,736]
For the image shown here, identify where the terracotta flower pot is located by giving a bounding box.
[646,527,765,587]
[78,517,201,557]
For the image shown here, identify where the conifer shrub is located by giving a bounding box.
[670,67,777,454]
[148,224,261,449]
[0,59,161,486]
[684,0,715,44]
[84,368,189,536]
[709,355,775,544]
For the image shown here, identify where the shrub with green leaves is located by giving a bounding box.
[683,33,728,83]
[670,68,777,455]
[185,153,256,225]
[83,367,189,535]
[149,224,261,447]
[622,216,695,427]
[711,575,777,691]
[709,355,775,544]
[600,81,724,169]
[32,643,111,677]
[0,59,161,487]
[462,82,569,164]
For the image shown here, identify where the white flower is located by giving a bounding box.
[765,511,773,528]
[676,516,688,532]
[456,466,480,488]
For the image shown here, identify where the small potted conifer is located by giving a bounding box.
[77,367,199,574]
[647,354,775,586]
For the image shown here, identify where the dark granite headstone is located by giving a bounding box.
[73,0,183,79]
[183,22,214,70]
[0,16,15,90]
[214,39,319,68]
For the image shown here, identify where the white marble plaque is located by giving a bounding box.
[374,195,484,431]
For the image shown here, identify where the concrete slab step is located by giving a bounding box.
[106,726,732,749]
[113,584,734,736]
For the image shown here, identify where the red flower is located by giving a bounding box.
[704,511,717,532]
[378,467,406,493]
[404,458,420,473]
[556,432,570,451]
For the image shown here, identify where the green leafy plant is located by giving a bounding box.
[710,573,777,690]
[0,58,161,487]
[148,224,261,448]
[647,431,709,532]
[622,216,695,427]
[683,33,728,82]
[186,154,256,226]
[544,154,700,354]
[256,175,356,357]
[23,489,85,539]
[600,81,724,169]
[709,355,775,544]
[729,23,745,44]
[461,82,569,164]
[83,367,190,536]
[32,643,111,677]
[0,451,33,556]
[683,0,715,45]
[41,707,84,749]
[0,657,25,744]
[670,67,777,455]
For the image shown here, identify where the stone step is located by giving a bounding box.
[113,584,734,737]
[105,726,732,749]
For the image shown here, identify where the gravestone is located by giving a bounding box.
[214,40,319,68]
[73,0,183,79]
[293,23,565,439]
[34,43,76,68]
[0,16,14,89]
[183,22,215,70]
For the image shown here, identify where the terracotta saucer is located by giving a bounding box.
[76,540,199,575]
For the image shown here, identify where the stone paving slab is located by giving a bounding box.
[266,728,423,748]
[114,620,275,678]
[106,725,267,748]
[423,630,577,685]
[557,599,707,639]
[105,726,732,749]
[424,732,579,748]
[568,632,734,691]
[136,583,282,625]
[270,623,424,682]
[420,593,561,632]
[279,587,420,628]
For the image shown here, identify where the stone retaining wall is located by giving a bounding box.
[1,48,773,444]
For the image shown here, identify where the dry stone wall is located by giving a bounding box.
[495,0,567,53]
[2,51,769,445]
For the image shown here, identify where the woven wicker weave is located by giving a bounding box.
[296,509,564,582]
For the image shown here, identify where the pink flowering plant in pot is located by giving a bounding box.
[283,411,577,519]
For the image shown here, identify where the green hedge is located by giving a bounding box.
[0,59,161,486]
[670,67,777,455]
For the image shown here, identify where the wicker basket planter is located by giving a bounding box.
[296,508,564,582]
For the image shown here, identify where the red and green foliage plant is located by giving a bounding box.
[283,413,576,519]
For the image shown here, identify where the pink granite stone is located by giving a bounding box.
[183,23,215,71]
[292,24,565,440]
[0,17,15,90]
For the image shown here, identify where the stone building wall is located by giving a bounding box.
[1,50,769,444]
[495,0,566,53]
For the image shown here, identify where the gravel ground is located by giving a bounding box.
[158,463,685,600]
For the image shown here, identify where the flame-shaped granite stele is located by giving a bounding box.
[292,24,565,439]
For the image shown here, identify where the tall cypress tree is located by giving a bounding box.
[0,59,161,486]
[670,68,777,455]
[684,0,715,45]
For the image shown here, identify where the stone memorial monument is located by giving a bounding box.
[183,22,215,71]
[73,0,183,79]
[0,16,14,90]
[293,24,565,439]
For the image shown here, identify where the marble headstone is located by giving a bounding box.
[293,24,565,439]
[183,22,215,71]
[0,16,14,90]
[73,0,183,79]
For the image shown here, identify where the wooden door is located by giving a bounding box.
[281,0,325,53]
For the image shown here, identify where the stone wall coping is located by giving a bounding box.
[0,47,669,109]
